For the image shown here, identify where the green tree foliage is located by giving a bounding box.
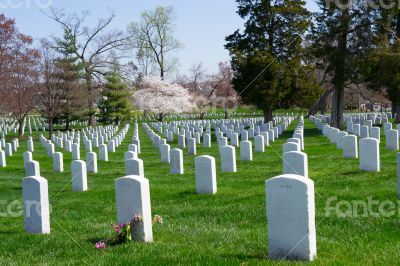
[225,0,321,122]
[53,28,87,130]
[310,1,377,128]
[363,7,400,122]
[100,68,133,125]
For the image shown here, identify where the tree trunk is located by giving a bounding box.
[395,103,400,123]
[331,10,349,129]
[199,112,205,120]
[48,119,53,139]
[331,82,345,129]
[263,107,273,124]
[308,88,333,116]
[65,119,70,131]
[86,71,96,127]
[224,107,229,119]
[392,100,397,117]
[158,113,164,122]
[18,119,24,137]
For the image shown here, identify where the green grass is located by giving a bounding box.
[0,119,400,265]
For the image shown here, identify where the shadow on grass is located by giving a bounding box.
[341,171,360,176]
[222,252,268,261]
[304,128,323,137]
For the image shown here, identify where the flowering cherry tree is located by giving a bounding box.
[134,75,194,121]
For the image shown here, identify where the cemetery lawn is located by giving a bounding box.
[1,119,400,265]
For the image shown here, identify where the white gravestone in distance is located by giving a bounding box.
[342,135,358,159]
[71,160,88,192]
[254,135,265,153]
[25,160,40,177]
[86,152,98,173]
[386,129,399,150]
[283,151,308,178]
[360,138,380,172]
[220,145,237,173]
[195,155,217,195]
[125,158,144,177]
[53,152,64,172]
[170,149,184,174]
[0,150,5,167]
[240,141,253,161]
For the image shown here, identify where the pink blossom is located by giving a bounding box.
[95,241,107,249]
[114,224,125,234]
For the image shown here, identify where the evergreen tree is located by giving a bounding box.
[100,68,133,125]
[363,7,400,122]
[54,29,86,130]
[310,1,377,128]
[225,0,319,122]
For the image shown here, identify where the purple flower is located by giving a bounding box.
[95,241,107,249]
[113,224,125,234]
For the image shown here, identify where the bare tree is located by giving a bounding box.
[189,62,205,93]
[128,6,182,79]
[47,8,129,126]
[36,42,66,138]
[209,62,238,118]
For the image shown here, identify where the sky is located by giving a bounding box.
[0,0,319,76]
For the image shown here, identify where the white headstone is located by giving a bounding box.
[53,152,64,172]
[0,150,5,167]
[282,142,300,153]
[25,160,40,177]
[125,158,144,177]
[240,141,253,161]
[188,138,197,155]
[72,143,80,160]
[115,175,153,242]
[160,144,170,163]
[342,135,358,158]
[386,129,399,150]
[283,151,308,178]
[99,144,108,162]
[360,138,380,172]
[370,127,380,142]
[266,174,316,261]
[23,151,32,164]
[203,134,211,148]
[86,152,98,173]
[22,176,50,234]
[195,155,217,195]
[254,135,265,153]
[124,151,137,161]
[71,160,88,192]
[220,145,237,173]
[170,149,184,174]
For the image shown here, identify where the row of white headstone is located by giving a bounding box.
[140,116,319,261]
[21,124,132,235]
[311,115,381,172]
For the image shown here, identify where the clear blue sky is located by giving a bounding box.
[0,0,318,75]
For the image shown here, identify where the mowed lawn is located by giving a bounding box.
[0,119,400,265]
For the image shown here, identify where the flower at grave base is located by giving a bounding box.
[130,214,144,228]
[152,215,163,224]
[95,241,107,249]
[113,223,126,234]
